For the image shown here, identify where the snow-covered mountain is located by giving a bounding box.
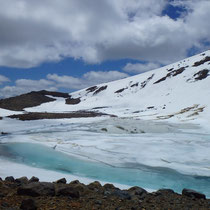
[20,50,210,125]
[1,50,210,196]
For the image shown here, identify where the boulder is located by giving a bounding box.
[20,199,37,210]
[56,178,67,184]
[17,182,55,197]
[56,185,80,198]
[182,188,206,199]
[112,190,131,200]
[29,176,39,183]
[128,186,147,198]
[15,177,28,185]
[5,176,15,182]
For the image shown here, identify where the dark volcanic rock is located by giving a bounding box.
[112,190,131,200]
[193,56,210,67]
[29,176,39,183]
[86,86,98,93]
[17,182,55,197]
[15,177,28,185]
[115,88,127,94]
[37,90,69,98]
[56,178,67,184]
[193,69,209,80]
[0,91,55,111]
[65,97,81,105]
[128,186,148,198]
[0,90,69,111]
[56,185,80,198]
[8,111,109,121]
[182,188,206,199]
[154,67,185,84]
[1,177,210,209]
[5,176,15,182]
[20,199,37,210]
[93,85,107,95]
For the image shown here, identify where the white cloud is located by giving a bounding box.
[47,71,128,89]
[0,79,56,98]
[0,70,128,98]
[123,62,161,73]
[0,0,209,68]
[0,75,10,84]
[83,71,128,84]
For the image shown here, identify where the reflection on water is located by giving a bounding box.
[0,142,210,197]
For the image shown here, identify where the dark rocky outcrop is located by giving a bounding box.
[193,56,210,67]
[193,69,209,81]
[8,111,110,121]
[154,67,185,84]
[93,85,108,95]
[56,178,67,184]
[56,185,80,198]
[65,97,81,105]
[1,177,210,209]
[0,90,69,111]
[115,88,127,93]
[20,199,37,210]
[182,188,206,199]
[29,177,39,183]
[86,86,98,93]
[15,177,28,185]
[5,176,15,182]
[17,182,55,197]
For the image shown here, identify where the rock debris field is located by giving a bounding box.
[0,176,210,210]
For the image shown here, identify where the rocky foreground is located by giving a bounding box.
[0,176,209,210]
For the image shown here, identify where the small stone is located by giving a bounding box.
[29,176,39,183]
[182,188,206,199]
[56,178,67,184]
[70,180,80,185]
[103,183,118,190]
[88,181,102,191]
[1,202,9,207]
[15,177,28,185]
[113,190,131,200]
[128,186,147,199]
[20,199,37,210]
[95,200,102,205]
[5,176,15,182]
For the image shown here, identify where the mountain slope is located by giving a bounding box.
[0,50,210,124]
[23,50,210,124]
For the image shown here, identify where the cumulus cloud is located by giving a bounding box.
[47,71,128,89]
[0,79,56,98]
[123,62,161,73]
[0,75,10,85]
[0,70,128,98]
[0,0,209,68]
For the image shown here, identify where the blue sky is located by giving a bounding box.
[0,0,209,98]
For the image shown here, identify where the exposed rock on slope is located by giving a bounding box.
[0,90,69,111]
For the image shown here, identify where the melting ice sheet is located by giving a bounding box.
[0,117,210,197]
[1,142,210,197]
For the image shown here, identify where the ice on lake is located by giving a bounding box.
[0,117,210,197]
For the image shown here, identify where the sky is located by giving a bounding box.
[0,0,210,98]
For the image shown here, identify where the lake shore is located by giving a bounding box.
[0,176,210,210]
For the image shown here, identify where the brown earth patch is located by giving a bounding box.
[193,69,209,81]
[0,90,69,111]
[193,56,210,67]
[154,67,185,84]
[8,111,111,121]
